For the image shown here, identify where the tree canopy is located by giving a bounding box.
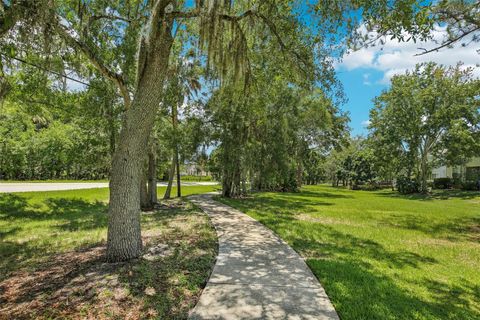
[1,0,479,261]
[369,63,480,193]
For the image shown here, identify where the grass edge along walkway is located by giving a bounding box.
[188,194,339,320]
[217,185,480,320]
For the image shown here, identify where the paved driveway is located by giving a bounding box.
[0,181,218,193]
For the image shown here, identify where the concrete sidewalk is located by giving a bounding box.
[188,194,339,320]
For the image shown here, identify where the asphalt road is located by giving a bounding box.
[0,181,218,193]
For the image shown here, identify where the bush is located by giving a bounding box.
[351,182,384,191]
[396,176,419,194]
[433,177,453,189]
[377,181,394,189]
[361,183,382,191]
[180,175,214,181]
[279,169,299,192]
[461,181,479,191]
[351,184,362,190]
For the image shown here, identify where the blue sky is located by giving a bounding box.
[297,2,480,138]
[334,24,479,137]
[336,68,386,137]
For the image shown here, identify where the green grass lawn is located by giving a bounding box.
[0,179,218,183]
[0,184,219,278]
[0,179,110,183]
[218,185,480,320]
[0,184,219,319]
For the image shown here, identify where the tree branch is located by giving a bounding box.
[55,24,131,108]
[219,10,254,22]
[169,8,254,21]
[168,10,199,19]
[414,26,480,56]
[0,52,92,87]
[89,14,132,24]
[252,12,310,74]
[167,7,309,75]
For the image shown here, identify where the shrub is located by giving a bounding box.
[361,183,382,191]
[180,175,214,181]
[280,169,299,192]
[351,182,385,191]
[396,176,419,194]
[433,177,453,189]
[462,181,479,191]
[351,184,362,190]
[377,181,394,189]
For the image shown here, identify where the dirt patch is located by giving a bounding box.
[0,203,217,320]
[0,245,111,319]
[467,223,480,242]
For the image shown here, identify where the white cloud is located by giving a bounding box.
[362,73,371,85]
[379,68,408,84]
[361,120,371,127]
[339,49,375,70]
[336,26,480,84]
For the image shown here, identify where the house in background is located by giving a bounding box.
[182,162,209,176]
[431,157,480,181]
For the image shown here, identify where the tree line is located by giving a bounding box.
[323,63,480,193]
[1,0,479,262]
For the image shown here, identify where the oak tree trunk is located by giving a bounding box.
[106,11,173,262]
[164,155,176,199]
[296,154,303,188]
[172,101,181,198]
[175,147,181,197]
[419,146,429,194]
[164,100,179,200]
[147,145,157,205]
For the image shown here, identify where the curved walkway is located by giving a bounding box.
[188,194,339,320]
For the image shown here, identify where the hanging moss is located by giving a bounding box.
[197,0,250,87]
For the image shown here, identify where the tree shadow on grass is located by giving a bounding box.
[45,198,108,232]
[421,278,480,315]
[278,190,355,199]
[253,211,438,269]
[378,214,480,243]
[223,198,479,319]
[0,193,108,232]
[0,193,108,280]
[283,216,477,319]
[379,189,480,201]
[0,227,21,240]
[0,201,217,319]
[116,242,216,319]
[308,258,479,320]
[220,194,335,218]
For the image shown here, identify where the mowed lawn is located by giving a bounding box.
[0,184,219,319]
[219,185,480,320]
[0,184,219,279]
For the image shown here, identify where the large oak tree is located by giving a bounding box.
[2,0,478,261]
[1,0,324,261]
